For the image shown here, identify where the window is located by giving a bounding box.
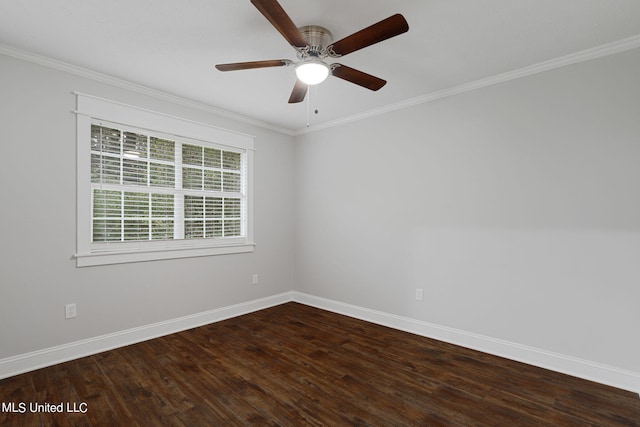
[75,94,254,266]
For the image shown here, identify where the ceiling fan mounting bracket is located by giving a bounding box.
[325,45,341,58]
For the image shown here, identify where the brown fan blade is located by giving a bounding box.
[331,64,386,91]
[215,59,292,72]
[251,0,309,49]
[327,14,408,57]
[288,79,308,103]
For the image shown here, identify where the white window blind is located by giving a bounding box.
[75,93,254,266]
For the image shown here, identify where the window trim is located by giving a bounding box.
[74,93,255,267]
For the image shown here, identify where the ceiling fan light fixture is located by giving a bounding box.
[295,60,330,85]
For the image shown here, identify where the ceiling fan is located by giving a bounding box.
[215,0,409,103]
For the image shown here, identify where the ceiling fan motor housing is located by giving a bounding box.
[298,25,333,57]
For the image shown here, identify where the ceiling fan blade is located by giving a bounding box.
[331,64,386,91]
[327,14,409,57]
[215,59,292,72]
[288,79,308,103]
[251,0,309,49]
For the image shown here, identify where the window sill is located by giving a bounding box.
[74,242,255,267]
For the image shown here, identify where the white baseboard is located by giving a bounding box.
[0,292,293,380]
[2,290,638,396]
[292,292,640,395]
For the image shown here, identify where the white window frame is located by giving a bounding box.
[74,93,255,267]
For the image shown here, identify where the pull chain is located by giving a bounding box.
[306,85,310,127]
[306,85,320,128]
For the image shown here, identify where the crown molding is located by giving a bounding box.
[3,34,640,139]
[0,43,295,136]
[294,34,640,136]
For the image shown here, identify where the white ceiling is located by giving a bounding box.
[1,1,640,132]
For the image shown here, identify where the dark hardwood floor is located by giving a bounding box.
[1,302,638,426]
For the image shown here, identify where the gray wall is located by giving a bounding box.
[0,53,295,359]
[294,48,640,373]
[2,46,639,378]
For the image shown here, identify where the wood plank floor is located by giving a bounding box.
[1,302,638,426]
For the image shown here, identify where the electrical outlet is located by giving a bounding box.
[65,303,77,319]
[252,274,259,285]
[415,288,424,301]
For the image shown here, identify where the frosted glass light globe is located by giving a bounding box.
[295,60,330,85]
